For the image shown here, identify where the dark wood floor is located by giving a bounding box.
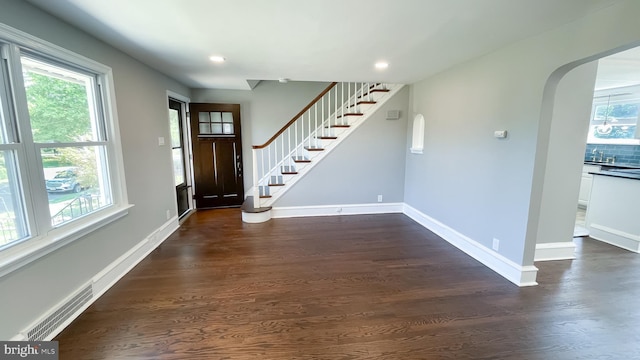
[55,209,640,359]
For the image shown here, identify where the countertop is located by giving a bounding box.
[584,161,640,169]
[589,168,640,181]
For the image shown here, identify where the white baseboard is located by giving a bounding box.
[14,216,179,341]
[271,202,404,218]
[92,216,179,299]
[534,241,577,261]
[588,223,640,253]
[402,204,538,287]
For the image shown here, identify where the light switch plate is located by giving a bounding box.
[158,137,165,146]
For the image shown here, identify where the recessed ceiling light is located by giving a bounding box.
[209,55,225,63]
[375,62,389,69]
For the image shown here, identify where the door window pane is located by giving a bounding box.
[0,151,28,248]
[172,148,185,186]
[43,146,112,226]
[169,108,181,148]
[199,123,211,134]
[211,112,222,123]
[223,123,233,134]
[199,111,210,123]
[211,123,222,134]
[21,57,100,143]
[222,112,233,123]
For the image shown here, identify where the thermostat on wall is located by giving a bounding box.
[494,130,507,138]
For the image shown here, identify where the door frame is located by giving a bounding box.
[167,90,194,220]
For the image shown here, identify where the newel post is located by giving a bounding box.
[252,148,259,208]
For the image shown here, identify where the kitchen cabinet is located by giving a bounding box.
[578,164,600,208]
[586,169,640,252]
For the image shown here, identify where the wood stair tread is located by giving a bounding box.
[241,197,272,213]
[268,183,285,186]
[293,158,311,163]
[329,124,350,128]
[304,146,324,151]
[317,136,338,140]
[281,171,298,175]
[337,113,363,118]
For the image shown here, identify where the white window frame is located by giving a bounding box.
[587,85,640,145]
[0,23,132,277]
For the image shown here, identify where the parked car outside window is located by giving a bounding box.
[46,169,81,193]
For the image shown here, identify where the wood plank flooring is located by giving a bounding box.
[55,209,640,359]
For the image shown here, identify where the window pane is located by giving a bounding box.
[223,123,233,134]
[211,112,222,123]
[588,92,640,143]
[169,108,181,148]
[211,123,222,134]
[199,123,211,134]
[43,146,112,226]
[222,112,233,123]
[0,151,28,248]
[199,112,210,124]
[21,57,99,143]
[172,148,185,186]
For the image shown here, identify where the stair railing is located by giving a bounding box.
[251,82,384,208]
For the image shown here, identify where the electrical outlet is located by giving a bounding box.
[166,210,171,220]
[492,238,500,251]
[377,195,383,202]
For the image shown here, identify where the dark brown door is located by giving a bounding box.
[189,103,244,208]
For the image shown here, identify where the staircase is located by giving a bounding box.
[242,82,403,223]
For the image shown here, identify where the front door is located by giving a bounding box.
[189,103,244,208]
[168,99,190,218]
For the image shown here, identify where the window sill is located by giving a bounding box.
[0,204,134,278]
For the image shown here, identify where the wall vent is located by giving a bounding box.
[386,110,401,120]
[25,283,93,341]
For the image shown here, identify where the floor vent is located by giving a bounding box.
[26,283,93,341]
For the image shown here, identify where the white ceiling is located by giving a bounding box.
[596,47,640,91]
[26,0,623,90]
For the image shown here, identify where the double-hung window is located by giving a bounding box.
[0,24,129,275]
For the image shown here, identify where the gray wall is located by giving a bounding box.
[275,86,409,206]
[192,80,331,191]
[0,0,190,339]
[535,62,597,246]
[405,0,640,266]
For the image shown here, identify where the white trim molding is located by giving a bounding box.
[271,203,404,218]
[13,216,179,341]
[589,223,640,253]
[403,204,538,287]
[534,241,577,262]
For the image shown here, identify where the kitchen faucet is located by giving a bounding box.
[591,148,598,162]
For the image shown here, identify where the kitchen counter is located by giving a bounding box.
[585,170,640,253]
[588,168,640,181]
[584,160,640,169]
